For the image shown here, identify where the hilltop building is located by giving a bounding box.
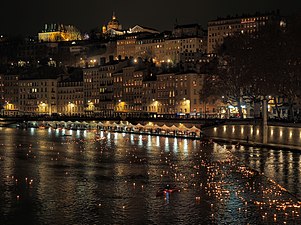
[102,13,124,36]
[38,23,82,42]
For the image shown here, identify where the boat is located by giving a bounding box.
[156,185,180,197]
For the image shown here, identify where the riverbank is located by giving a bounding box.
[210,137,301,152]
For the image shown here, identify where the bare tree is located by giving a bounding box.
[214,16,301,120]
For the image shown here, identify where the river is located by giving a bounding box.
[0,127,300,224]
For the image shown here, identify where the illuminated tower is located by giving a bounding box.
[107,12,122,30]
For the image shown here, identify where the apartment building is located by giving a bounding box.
[207,11,282,53]
[0,73,20,115]
[113,65,147,114]
[57,74,84,116]
[142,74,157,113]
[19,78,58,115]
[83,59,129,115]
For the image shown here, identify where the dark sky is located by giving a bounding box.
[1,0,300,36]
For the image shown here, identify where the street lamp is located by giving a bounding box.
[68,102,75,116]
[4,101,15,111]
[38,102,48,115]
[182,98,190,115]
[85,100,95,116]
[151,99,159,113]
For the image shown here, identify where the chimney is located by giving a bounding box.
[109,55,114,63]
[100,57,106,65]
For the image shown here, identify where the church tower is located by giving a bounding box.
[107,12,122,30]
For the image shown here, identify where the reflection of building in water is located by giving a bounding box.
[38,23,82,42]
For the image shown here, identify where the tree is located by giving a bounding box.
[198,57,225,118]
[215,16,301,121]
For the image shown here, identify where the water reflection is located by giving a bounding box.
[173,138,178,153]
[165,137,169,152]
[156,136,160,147]
[232,145,301,199]
[0,128,300,225]
[206,124,301,147]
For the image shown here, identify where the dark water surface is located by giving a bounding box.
[0,127,300,225]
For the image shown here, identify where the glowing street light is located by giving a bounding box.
[68,102,75,115]
[38,102,48,114]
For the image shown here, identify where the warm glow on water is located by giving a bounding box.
[0,128,300,224]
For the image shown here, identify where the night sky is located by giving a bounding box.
[1,0,300,36]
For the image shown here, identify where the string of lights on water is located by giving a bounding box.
[0,127,300,224]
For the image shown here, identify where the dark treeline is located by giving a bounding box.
[204,14,301,120]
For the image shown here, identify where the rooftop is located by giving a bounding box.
[209,10,281,23]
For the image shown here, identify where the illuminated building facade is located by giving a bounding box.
[174,72,203,115]
[116,24,207,65]
[120,67,145,112]
[57,75,84,116]
[83,59,129,115]
[135,36,166,64]
[156,73,176,115]
[113,65,150,116]
[0,73,19,116]
[207,11,281,53]
[155,72,217,117]
[102,13,124,36]
[19,78,58,115]
[142,74,157,113]
[38,23,82,42]
[117,34,138,60]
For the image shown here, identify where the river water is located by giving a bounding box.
[0,127,300,225]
